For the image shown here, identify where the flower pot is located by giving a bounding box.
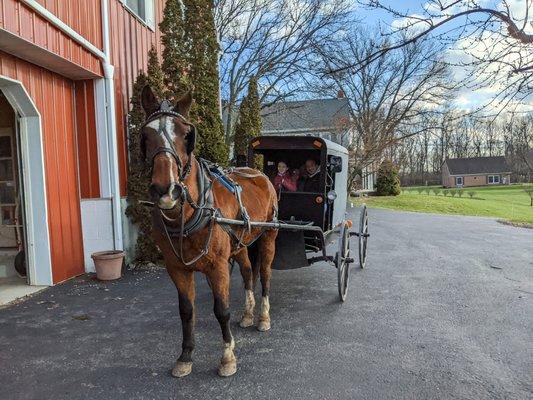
[91,250,125,281]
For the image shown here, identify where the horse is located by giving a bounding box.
[139,85,278,378]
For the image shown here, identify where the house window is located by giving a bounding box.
[455,176,463,186]
[488,175,500,184]
[123,0,155,28]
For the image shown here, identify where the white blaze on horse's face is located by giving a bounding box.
[148,116,181,210]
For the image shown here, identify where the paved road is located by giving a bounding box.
[1,208,532,400]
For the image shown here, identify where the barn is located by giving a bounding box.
[0,0,166,300]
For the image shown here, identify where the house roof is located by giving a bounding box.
[261,98,351,133]
[444,156,511,175]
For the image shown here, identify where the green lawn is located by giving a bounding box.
[353,184,533,225]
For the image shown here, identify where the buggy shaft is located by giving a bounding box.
[213,217,324,233]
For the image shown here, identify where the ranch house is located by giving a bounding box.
[0,0,166,297]
[441,156,512,188]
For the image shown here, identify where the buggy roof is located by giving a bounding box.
[250,135,348,156]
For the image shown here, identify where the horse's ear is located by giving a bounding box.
[175,89,193,118]
[141,85,159,116]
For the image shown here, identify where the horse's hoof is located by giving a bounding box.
[172,361,192,378]
[218,360,237,377]
[257,319,271,332]
[239,315,254,328]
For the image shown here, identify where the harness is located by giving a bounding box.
[140,104,269,266]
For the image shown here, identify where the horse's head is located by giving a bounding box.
[140,85,195,210]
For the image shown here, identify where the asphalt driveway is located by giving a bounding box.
[0,208,531,400]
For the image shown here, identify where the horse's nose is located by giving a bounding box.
[150,183,167,200]
[151,183,180,210]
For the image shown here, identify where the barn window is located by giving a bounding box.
[123,0,155,29]
[488,175,500,184]
[455,176,463,186]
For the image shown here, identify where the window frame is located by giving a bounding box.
[455,176,463,186]
[121,0,155,30]
[488,175,500,184]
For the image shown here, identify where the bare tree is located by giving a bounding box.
[214,0,351,138]
[313,29,454,189]
[339,1,533,111]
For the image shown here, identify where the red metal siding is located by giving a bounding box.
[0,0,102,76]
[75,80,100,198]
[0,50,85,283]
[109,0,165,196]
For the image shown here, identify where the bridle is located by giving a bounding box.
[141,100,215,266]
[141,100,195,182]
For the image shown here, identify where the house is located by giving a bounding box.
[0,0,165,293]
[442,156,512,188]
[260,94,352,148]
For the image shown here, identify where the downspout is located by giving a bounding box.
[101,0,124,251]
[21,0,123,251]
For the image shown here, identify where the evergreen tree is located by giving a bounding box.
[182,0,228,164]
[234,76,262,158]
[159,0,189,100]
[125,47,165,264]
[376,160,401,196]
[146,46,165,99]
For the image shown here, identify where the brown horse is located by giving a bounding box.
[140,85,278,378]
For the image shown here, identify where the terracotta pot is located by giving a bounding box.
[91,250,125,281]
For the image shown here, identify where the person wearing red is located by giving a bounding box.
[271,161,297,192]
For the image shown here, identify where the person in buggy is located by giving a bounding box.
[298,158,321,192]
[271,160,298,193]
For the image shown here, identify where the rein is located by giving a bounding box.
[157,159,218,266]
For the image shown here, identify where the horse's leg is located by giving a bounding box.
[207,264,237,377]
[168,268,195,378]
[257,230,276,332]
[234,248,255,328]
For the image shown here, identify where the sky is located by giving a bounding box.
[352,0,533,113]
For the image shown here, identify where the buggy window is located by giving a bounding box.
[254,149,323,193]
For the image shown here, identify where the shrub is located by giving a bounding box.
[424,188,431,195]
[457,189,464,197]
[433,188,441,196]
[417,187,424,194]
[450,189,457,197]
[468,191,476,199]
[125,48,165,265]
[443,190,448,197]
[376,160,401,196]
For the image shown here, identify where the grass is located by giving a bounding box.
[353,184,533,225]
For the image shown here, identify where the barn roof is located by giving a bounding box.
[261,98,351,133]
[444,156,511,175]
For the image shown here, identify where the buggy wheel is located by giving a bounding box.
[336,221,351,302]
[358,204,369,269]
